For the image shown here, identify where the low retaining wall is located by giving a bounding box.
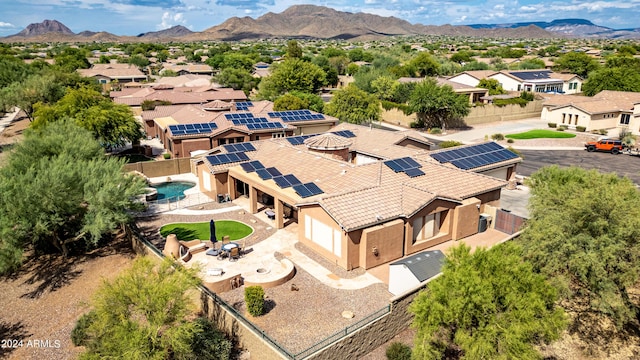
[124,158,193,178]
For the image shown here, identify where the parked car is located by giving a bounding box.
[584,139,624,154]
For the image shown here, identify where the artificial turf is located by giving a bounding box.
[505,129,576,140]
[160,220,253,241]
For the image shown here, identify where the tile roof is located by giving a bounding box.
[112,86,247,106]
[201,131,506,231]
[303,133,352,150]
[544,90,640,114]
[78,64,146,80]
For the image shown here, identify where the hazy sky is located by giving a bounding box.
[0,0,637,37]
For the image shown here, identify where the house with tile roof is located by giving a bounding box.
[160,63,215,76]
[488,70,583,94]
[78,63,147,84]
[142,100,340,158]
[398,77,490,104]
[192,123,520,270]
[541,90,640,134]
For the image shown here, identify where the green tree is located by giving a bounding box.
[286,40,303,59]
[0,72,65,120]
[371,75,399,101]
[75,257,232,360]
[408,78,470,130]
[325,84,380,124]
[514,58,546,70]
[256,59,326,100]
[33,87,142,148]
[52,47,90,72]
[450,51,473,64]
[410,243,566,360]
[220,53,254,72]
[478,78,507,95]
[274,91,324,113]
[553,52,599,78]
[582,67,640,96]
[408,52,440,77]
[0,122,146,273]
[520,166,640,327]
[214,68,259,95]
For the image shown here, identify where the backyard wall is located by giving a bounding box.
[381,100,543,128]
[124,158,192,178]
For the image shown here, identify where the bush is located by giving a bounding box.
[438,140,464,148]
[71,311,97,346]
[491,133,505,140]
[507,138,514,143]
[556,127,565,131]
[576,126,586,132]
[429,127,442,134]
[191,317,233,360]
[520,91,535,101]
[548,122,557,128]
[386,342,412,360]
[245,285,265,316]
[599,129,608,135]
[163,153,171,159]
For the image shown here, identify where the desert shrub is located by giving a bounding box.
[71,311,97,346]
[599,129,608,135]
[491,133,504,140]
[386,342,412,360]
[556,127,565,131]
[409,121,420,128]
[548,122,557,128]
[190,317,233,360]
[429,127,442,134]
[438,140,464,148]
[576,126,586,132]
[520,91,535,101]
[163,152,171,159]
[507,138,514,143]
[245,285,265,316]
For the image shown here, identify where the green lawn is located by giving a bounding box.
[505,130,576,140]
[160,220,253,241]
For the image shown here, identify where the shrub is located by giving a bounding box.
[576,126,586,132]
[386,342,412,360]
[71,311,97,346]
[556,127,565,131]
[190,317,233,360]
[520,91,535,101]
[599,129,608,135]
[245,285,265,316]
[507,146,524,159]
[429,127,442,134]
[491,133,504,140]
[409,121,420,129]
[507,138,514,143]
[438,140,464,148]
[548,122,557,128]
[163,153,171,159]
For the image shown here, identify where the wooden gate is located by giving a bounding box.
[494,209,526,235]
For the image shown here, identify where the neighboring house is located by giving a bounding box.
[398,77,489,104]
[151,74,213,88]
[111,85,247,115]
[160,63,214,76]
[142,100,340,158]
[541,90,640,134]
[77,63,147,84]
[192,122,520,271]
[488,69,583,94]
[252,62,271,78]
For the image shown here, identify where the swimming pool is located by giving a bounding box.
[151,181,196,202]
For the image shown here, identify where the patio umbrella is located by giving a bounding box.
[209,219,217,249]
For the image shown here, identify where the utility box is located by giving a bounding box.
[478,213,492,233]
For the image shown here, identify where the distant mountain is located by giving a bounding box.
[12,19,74,37]
[469,19,640,39]
[137,25,193,38]
[7,7,640,42]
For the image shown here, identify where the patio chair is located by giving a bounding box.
[229,247,240,262]
[239,239,246,256]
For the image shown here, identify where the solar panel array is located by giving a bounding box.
[247,122,284,130]
[272,174,302,189]
[512,70,551,80]
[285,134,315,145]
[206,152,250,166]
[384,157,425,178]
[223,142,256,153]
[169,123,218,136]
[331,130,356,138]
[235,101,253,111]
[268,110,326,122]
[293,182,324,198]
[256,167,282,180]
[240,160,265,173]
[224,113,254,120]
[430,142,519,170]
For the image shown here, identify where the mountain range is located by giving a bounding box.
[3,5,639,42]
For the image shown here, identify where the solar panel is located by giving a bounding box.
[224,142,256,153]
[384,160,404,173]
[405,168,425,178]
[286,135,314,145]
[293,182,324,198]
[332,130,356,138]
[240,160,264,173]
[206,152,249,166]
[272,174,301,188]
[169,123,218,136]
[432,142,519,170]
[256,167,282,180]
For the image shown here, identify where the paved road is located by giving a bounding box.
[518,149,640,184]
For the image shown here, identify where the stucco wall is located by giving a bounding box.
[124,158,192,178]
[359,219,405,269]
[451,198,481,241]
[297,205,349,269]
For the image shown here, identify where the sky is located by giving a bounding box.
[0,0,638,37]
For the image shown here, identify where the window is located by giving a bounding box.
[412,211,446,244]
[272,133,285,138]
[621,113,631,125]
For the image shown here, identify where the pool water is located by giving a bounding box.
[152,181,196,202]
